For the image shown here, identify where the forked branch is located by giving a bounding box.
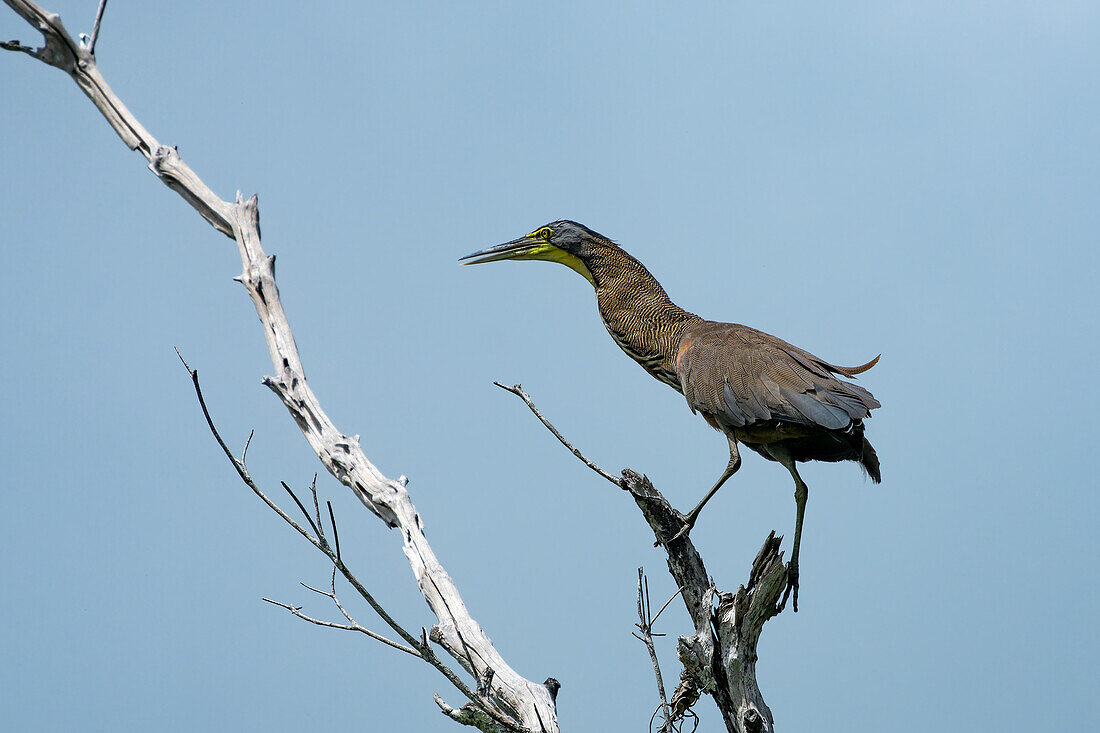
[498,384,790,733]
[179,354,518,728]
[262,570,421,658]
[635,569,679,733]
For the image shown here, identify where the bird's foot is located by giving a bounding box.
[668,512,699,545]
[656,513,697,547]
[779,562,799,613]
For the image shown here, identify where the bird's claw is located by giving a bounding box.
[663,514,696,546]
[779,563,799,613]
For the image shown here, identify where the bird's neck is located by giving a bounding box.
[585,244,701,390]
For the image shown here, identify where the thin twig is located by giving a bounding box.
[300,581,330,597]
[649,704,663,733]
[309,474,323,541]
[493,382,621,485]
[645,574,652,624]
[261,597,421,657]
[651,586,686,627]
[327,568,358,627]
[241,429,254,468]
[289,569,421,657]
[327,501,341,563]
[176,349,319,551]
[636,568,672,731]
[281,481,321,541]
[87,0,107,54]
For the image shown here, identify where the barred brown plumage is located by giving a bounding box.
[462,220,882,611]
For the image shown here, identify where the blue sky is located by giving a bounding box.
[2,2,1098,731]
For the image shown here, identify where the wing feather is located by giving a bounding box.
[676,321,879,432]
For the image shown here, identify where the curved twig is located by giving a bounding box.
[493,382,621,485]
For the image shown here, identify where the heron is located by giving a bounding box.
[462,220,880,609]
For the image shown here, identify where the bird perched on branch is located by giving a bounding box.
[462,220,880,610]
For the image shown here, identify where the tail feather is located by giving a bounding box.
[830,353,880,377]
[860,435,881,483]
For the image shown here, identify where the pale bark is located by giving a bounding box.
[1,2,557,730]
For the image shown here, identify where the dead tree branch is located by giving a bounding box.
[634,569,672,733]
[263,570,422,658]
[492,382,622,485]
[499,384,790,733]
[3,3,557,729]
[82,0,105,54]
[179,354,519,730]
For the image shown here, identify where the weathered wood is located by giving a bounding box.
[622,472,786,733]
[500,382,790,732]
[2,2,557,730]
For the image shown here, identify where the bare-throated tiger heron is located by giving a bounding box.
[462,220,881,610]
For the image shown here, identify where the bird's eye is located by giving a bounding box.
[539,228,553,240]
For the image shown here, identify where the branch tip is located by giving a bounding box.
[174,347,193,375]
[1,39,39,57]
[241,429,254,466]
[327,501,342,563]
[496,381,620,485]
[281,480,321,543]
[309,474,323,540]
[87,0,108,54]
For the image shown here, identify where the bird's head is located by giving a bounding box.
[460,220,607,286]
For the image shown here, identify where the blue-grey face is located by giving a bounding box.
[542,220,597,256]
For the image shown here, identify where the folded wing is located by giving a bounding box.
[676,321,880,432]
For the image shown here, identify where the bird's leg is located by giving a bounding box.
[669,438,741,542]
[772,449,808,613]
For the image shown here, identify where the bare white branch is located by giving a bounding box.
[0,38,39,57]
[86,0,106,53]
[183,353,528,732]
[435,694,519,733]
[2,3,559,729]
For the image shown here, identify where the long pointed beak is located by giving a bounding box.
[459,235,543,266]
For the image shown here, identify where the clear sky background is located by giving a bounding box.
[2,2,1097,731]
